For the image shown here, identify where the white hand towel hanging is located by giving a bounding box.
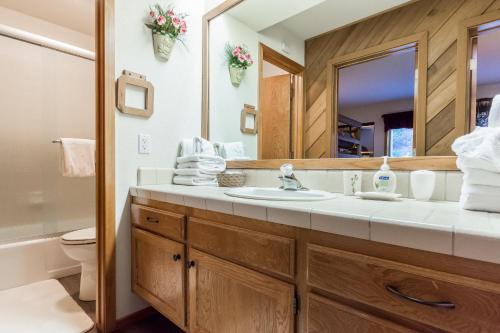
[488,95,500,128]
[59,138,96,177]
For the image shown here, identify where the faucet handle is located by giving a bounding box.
[280,163,294,177]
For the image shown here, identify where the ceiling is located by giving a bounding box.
[477,27,500,86]
[228,0,413,40]
[0,0,94,36]
[338,49,416,108]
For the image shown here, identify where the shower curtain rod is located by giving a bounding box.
[0,24,95,61]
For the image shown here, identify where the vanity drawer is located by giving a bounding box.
[188,217,295,278]
[132,204,185,241]
[307,293,415,333]
[307,244,500,332]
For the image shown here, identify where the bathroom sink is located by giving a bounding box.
[225,187,338,201]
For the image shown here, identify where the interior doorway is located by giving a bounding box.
[258,43,304,159]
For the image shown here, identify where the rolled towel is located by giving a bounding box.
[172,175,218,186]
[60,138,96,177]
[463,168,500,187]
[488,95,500,128]
[178,138,215,157]
[452,127,500,172]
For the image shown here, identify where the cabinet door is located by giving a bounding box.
[188,249,294,333]
[132,227,185,329]
[307,294,415,333]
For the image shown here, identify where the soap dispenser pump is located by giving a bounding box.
[373,156,397,193]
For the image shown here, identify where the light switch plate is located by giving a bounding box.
[138,134,151,154]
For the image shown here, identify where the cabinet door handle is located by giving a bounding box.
[187,260,196,269]
[172,254,181,261]
[146,217,159,223]
[386,285,455,309]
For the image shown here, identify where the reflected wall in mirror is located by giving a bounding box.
[204,0,497,166]
[335,48,417,158]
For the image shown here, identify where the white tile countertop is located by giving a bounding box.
[130,184,500,265]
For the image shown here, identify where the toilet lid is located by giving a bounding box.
[61,227,96,245]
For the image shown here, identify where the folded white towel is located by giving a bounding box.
[60,138,95,177]
[452,127,500,172]
[179,138,215,157]
[459,183,500,213]
[174,169,217,177]
[172,175,218,186]
[176,154,225,164]
[488,95,500,128]
[463,168,500,187]
[176,162,226,174]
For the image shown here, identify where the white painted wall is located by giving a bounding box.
[209,12,304,159]
[341,98,414,157]
[477,82,500,99]
[114,0,203,318]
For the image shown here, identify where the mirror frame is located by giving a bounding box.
[457,9,500,134]
[201,0,458,170]
[326,32,428,158]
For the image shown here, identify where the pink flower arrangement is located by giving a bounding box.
[225,43,253,69]
[145,4,187,39]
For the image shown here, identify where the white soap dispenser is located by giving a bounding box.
[373,156,397,193]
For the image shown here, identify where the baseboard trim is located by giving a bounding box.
[114,306,157,331]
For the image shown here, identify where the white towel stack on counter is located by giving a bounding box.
[452,95,500,213]
[173,137,226,186]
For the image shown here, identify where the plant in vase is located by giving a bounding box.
[145,4,187,61]
[225,43,253,87]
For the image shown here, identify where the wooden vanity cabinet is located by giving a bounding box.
[188,248,295,333]
[131,227,186,329]
[131,198,500,333]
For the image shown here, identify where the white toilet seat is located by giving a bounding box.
[61,227,96,245]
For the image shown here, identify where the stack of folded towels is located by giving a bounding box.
[173,137,226,186]
[452,95,500,213]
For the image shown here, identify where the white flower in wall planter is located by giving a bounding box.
[145,4,187,62]
[225,43,254,87]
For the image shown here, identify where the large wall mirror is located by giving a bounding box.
[201,0,498,170]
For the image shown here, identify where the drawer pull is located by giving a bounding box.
[187,260,196,269]
[146,217,159,223]
[386,285,456,309]
[173,254,182,261]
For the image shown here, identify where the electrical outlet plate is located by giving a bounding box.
[138,134,151,154]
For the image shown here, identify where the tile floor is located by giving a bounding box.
[58,274,182,333]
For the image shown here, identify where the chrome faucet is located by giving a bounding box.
[279,164,308,191]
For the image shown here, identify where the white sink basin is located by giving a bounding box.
[225,187,338,201]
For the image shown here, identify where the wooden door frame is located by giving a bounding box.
[96,0,116,331]
[258,43,305,159]
[325,32,428,158]
[457,9,500,135]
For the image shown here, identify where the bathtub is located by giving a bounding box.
[0,236,80,291]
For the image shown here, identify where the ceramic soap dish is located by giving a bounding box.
[355,192,402,201]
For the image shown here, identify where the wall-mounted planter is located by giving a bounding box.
[229,65,246,87]
[152,33,175,61]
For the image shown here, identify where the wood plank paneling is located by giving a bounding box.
[304,0,494,158]
[426,100,455,149]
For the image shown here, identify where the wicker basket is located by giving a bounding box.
[217,172,246,187]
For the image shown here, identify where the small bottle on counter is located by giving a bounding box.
[373,156,397,193]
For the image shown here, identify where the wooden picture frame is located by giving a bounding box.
[117,70,154,118]
[240,104,258,134]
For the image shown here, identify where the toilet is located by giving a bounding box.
[60,227,96,301]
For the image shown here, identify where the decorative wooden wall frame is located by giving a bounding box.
[240,104,258,134]
[116,70,154,117]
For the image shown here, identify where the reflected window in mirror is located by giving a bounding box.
[468,21,500,130]
[335,47,416,158]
